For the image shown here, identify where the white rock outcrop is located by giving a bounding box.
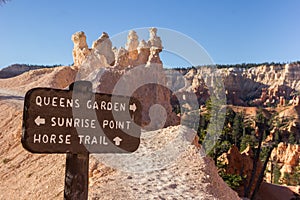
[92,32,115,65]
[71,31,91,66]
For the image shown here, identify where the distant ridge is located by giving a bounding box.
[171,61,300,70]
[0,64,61,79]
[214,61,300,69]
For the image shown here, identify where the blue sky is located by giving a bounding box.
[0,0,299,68]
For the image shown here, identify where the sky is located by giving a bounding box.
[0,0,300,68]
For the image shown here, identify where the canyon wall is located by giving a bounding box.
[178,63,300,107]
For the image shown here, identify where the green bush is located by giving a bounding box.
[218,171,243,190]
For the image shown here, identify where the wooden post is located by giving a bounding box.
[64,153,89,200]
[64,81,91,200]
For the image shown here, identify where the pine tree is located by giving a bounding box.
[274,129,280,145]
[273,163,281,184]
[262,130,267,141]
[288,133,296,144]
[240,134,256,152]
[232,113,244,148]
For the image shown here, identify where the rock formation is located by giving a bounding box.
[72,28,163,69]
[125,30,139,61]
[135,40,150,66]
[266,142,300,184]
[147,47,162,65]
[92,32,115,66]
[148,27,163,50]
[71,31,91,66]
[114,47,129,68]
[72,28,177,128]
[218,145,263,197]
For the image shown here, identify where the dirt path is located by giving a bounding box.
[88,126,240,200]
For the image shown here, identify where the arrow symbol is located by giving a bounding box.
[113,137,122,146]
[129,103,137,112]
[35,116,45,126]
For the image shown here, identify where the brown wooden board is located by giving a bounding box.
[22,85,142,154]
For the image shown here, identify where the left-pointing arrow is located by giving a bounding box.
[35,116,45,126]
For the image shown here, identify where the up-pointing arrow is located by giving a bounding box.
[113,137,122,146]
[129,103,137,112]
[35,116,45,126]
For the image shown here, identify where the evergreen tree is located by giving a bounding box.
[202,83,226,164]
[282,166,300,186]
[283,172,291,185]
[273,163,281,184]
[232,113,244,147]
[262,130,267,141]
[274,129,281,145]
[240,134,256,152]
[290,166,300,186]
[288,133,296,144]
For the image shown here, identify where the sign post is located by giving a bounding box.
[64,153,89,200]
[21,81,142,199]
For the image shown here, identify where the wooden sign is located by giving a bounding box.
[22,82,142,153]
